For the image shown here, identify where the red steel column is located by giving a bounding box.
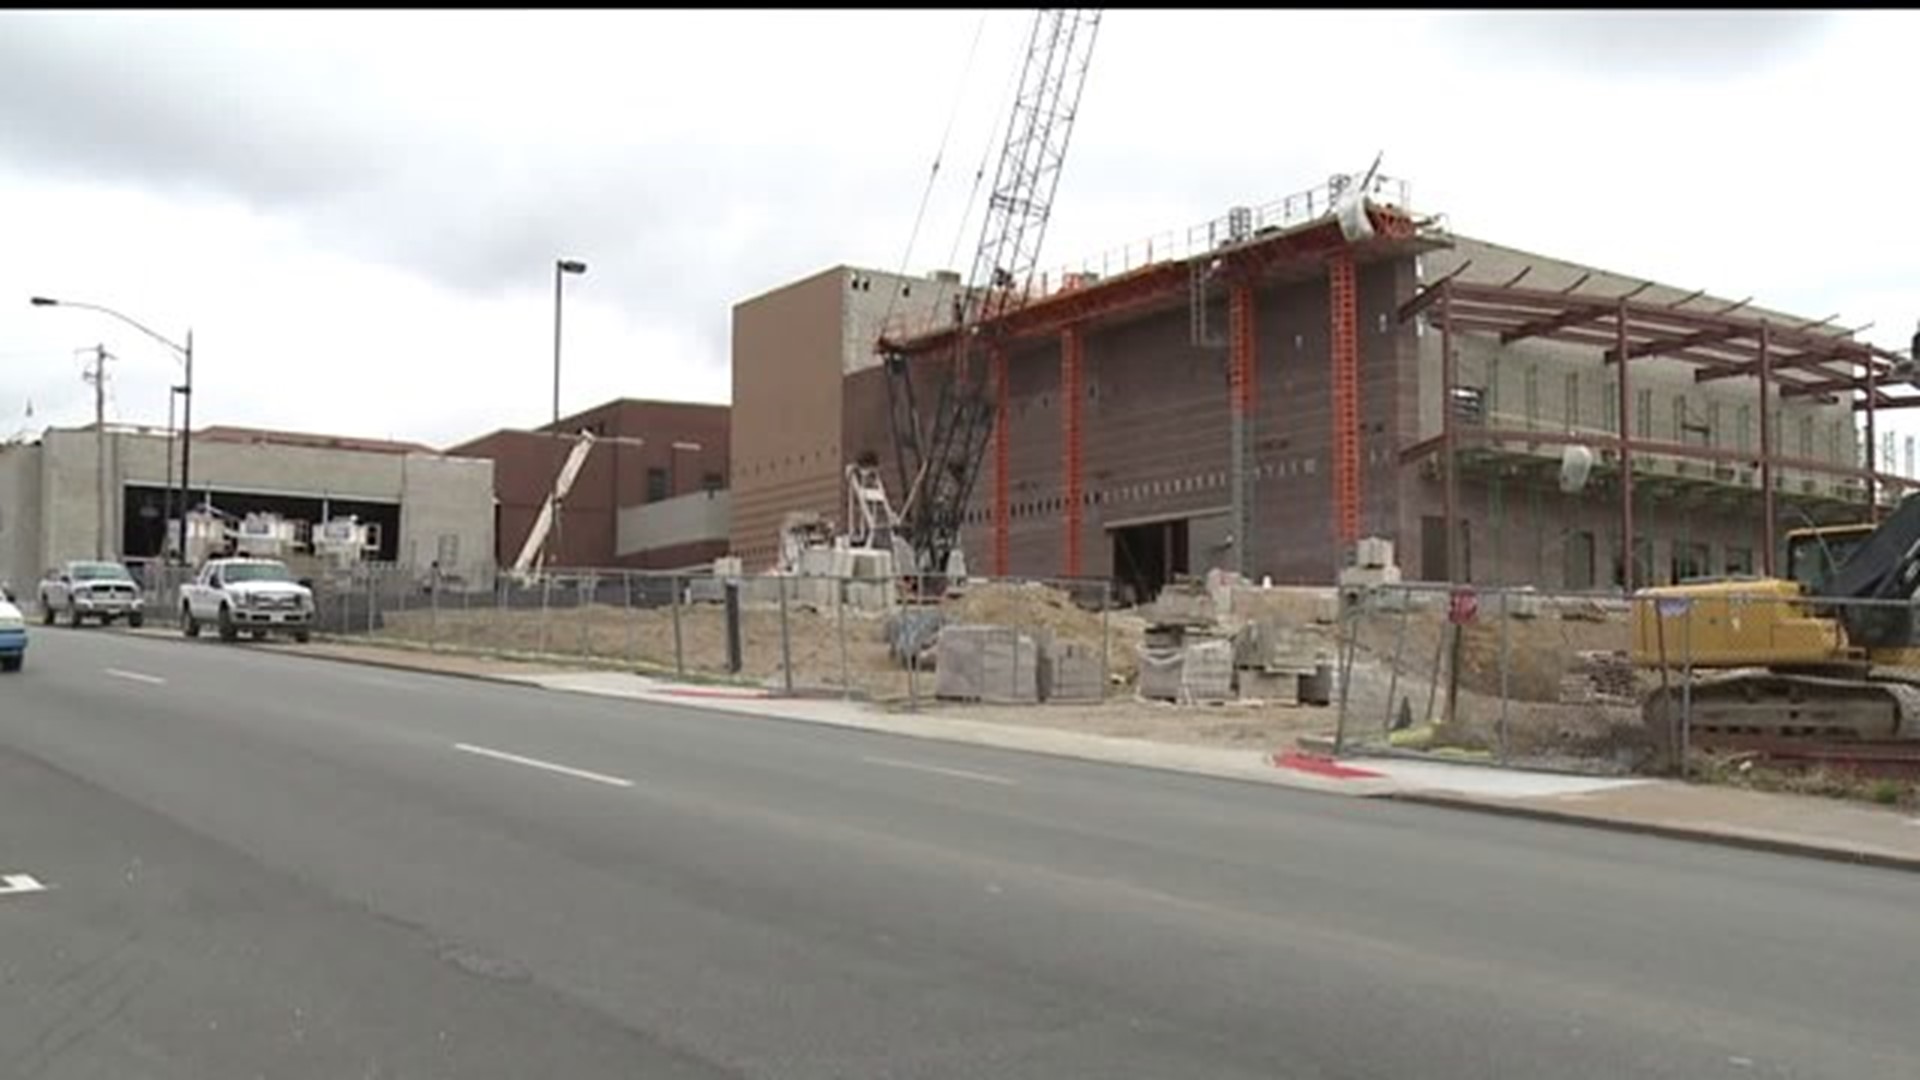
[1228,280,1257,576]
[1759,324,1776,576]
[1061,325,1085,577]
[993,344,1010,576]
[1617,299,1634,591]
[1328,251,1361,545]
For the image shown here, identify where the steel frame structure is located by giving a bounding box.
[1397,278,1907,586]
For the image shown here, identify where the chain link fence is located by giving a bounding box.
[135,562,1120,707]
[1333,581,1920,777]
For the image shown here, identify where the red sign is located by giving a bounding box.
[1447,587,1479,625]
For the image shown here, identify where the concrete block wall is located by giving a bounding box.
[20,428,493,582]
[0,443,44,595]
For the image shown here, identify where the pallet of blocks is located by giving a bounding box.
[935,624,1039,704]
[1040,638,1104,703]
[1233,619,1328,706]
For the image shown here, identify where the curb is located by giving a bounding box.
[1391,791,1920,875]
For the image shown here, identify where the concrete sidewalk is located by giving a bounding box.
[117,629,1920,871]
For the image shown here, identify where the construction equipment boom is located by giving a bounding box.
[510,431,596,578]
[882,8,1103,583]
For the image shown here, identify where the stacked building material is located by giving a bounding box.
[1041,639,1104,703]
[935,624,1039,703]
[1558,650,1638,705]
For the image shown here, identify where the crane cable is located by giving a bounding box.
[880,10,991,342]
[936,15,1030,338]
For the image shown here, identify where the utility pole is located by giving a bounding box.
[82,344,114,559]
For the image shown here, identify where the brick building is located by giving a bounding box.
[450,398,729,571]
[733,175,1906,598]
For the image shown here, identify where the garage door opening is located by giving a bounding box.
[1110,518,1190,607]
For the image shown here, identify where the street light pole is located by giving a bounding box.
[552,259,587,426]
[29,296,194,565]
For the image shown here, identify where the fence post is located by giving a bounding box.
[1334,592,1358,755]
[539,573,553,658]
[1497,588,1512,766]
[460,578,472,654]
[429,567,440,652]
[365,570,376,636]
[906,574,921,712]
[778,574,794,695]
[1383,587,1411,742]
[623,573,636,668]
[723,579,743,675]
[1680,598,1693,780]
[837,575,850,700]
[1100,580,1111,702]
[578,574,591,659]
[671,574,685,677]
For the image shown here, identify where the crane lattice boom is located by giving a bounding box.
[886,8,1103,582]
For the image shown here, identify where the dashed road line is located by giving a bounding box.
[452,743,634,788]
[861,755,1017,786]
[104,668,168,686]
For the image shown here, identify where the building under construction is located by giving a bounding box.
[732,175,1913,600]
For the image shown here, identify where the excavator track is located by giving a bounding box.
[1643,670,1920,749]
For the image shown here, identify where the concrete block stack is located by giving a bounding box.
[1558,650,1638,705]
[1232,618,1325,706]
[935,624,1039,704]
[1040,639,1104,703]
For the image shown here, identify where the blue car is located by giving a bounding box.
[0,589,26,672]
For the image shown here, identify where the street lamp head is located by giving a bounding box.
[557,259,587,275]
[29,296,59,307]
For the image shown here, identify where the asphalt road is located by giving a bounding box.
[3,627,1917,1080]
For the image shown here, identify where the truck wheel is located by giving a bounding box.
[294,629,312,644]
[183,604,201,638]
[41,602,54,626]
[1,656,19,673]
[218,606,239,642]
[129,612,145,629]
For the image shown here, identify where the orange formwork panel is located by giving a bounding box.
[1061,325,1085,577]
[993,345,1010,577]
[1328,251,1361,546]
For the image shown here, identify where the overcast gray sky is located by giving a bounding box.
[1,9,1911,451]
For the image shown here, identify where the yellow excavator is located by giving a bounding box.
[1633,496,1920,744]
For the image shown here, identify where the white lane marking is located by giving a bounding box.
[104,668,168,686]
[0,873,48,897]
[452,743,633,788]
[860,755,1016,786]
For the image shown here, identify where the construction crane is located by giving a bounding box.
[881,8,1103,586]
[509,431,598,580]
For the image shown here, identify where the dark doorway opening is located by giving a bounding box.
[1110,518,1190,606]
[120,484,403,562]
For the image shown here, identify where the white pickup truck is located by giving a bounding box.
[179,557,314,643]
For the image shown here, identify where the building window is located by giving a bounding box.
[1706,401,1721,447]
[1798,415,1813,458]
[647,467,669,502]
[1724,546,1754,577]
[1736,404,1752,452]
[1485,357,1501,417]
[1564,530,1596,591]
[1635,388,1653,438]
[1523,364,1539,429]
[1671,541,1709,584]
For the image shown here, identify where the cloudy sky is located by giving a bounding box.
[1,9,1914,451]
